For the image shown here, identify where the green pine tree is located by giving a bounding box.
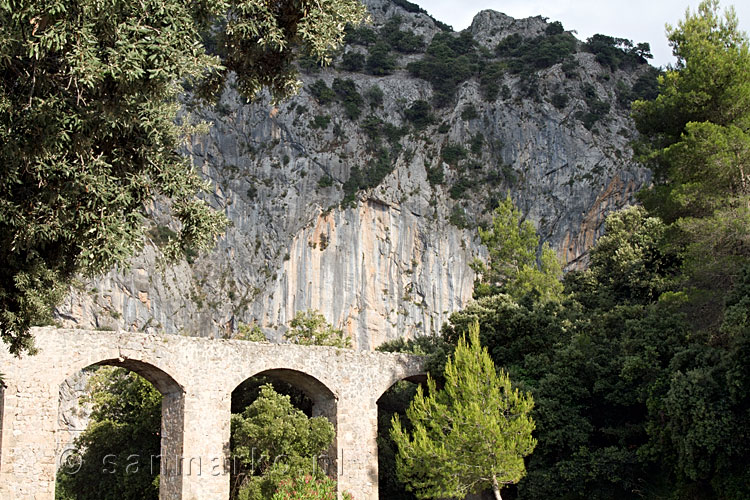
[390,321,536,500]
[473,193,563,301]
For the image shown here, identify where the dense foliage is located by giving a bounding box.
[231,384,335,500]
[391,322,536,500]
[472,194,563,301]
[271,475,352,500]
[392,5,750,499]
[0,0,367,354]
[56,368,162,500]
[283,309,352,348]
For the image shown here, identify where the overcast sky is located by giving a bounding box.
[410,1,750,67]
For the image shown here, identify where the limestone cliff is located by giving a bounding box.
[55,0,653,349]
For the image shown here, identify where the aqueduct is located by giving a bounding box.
[0,327,426,499]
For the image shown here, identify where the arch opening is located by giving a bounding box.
[228,369,339,500]
[55,359,184,500]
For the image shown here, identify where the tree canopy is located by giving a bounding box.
[55,367,162,500]
[632,0,750,315]
[390,322,536,500]
[230,384,335,500]
[283,309,352,348]
[472,193,563,302]
[0,0,367,354]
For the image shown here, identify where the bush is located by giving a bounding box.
[332,78,363,120]
[382,15,425,54]
[449,176,477,199]
[461,103,479,121]
[404,100,434,129]
[271,476,352,500]
[469,133,484,155]
[449,205,470,229]
[631,67,660,101]
[585,34,653,71]
[308,80,335,105]
[365,85,384,108]
[344,24,377,46]
[577,83,610,129]
[366,41,397,76]
[318,176,334,188]
[340,51,365,72]
[342,149,394,204]
[441,143,467,166]
[310,115,331,130]
[550,92,569,109]
[496,29,578,73]
[478,62,504,101]
[426,165,444,186]
[407,31,478,107]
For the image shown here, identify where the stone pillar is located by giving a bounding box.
[336,395,379,500]
[159,390,185,500]
[312,396,339,477]
[0,382,5,468]
[176,388,231,500]
[0,373,59,499]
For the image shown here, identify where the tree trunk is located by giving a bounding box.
[492,475,503,500]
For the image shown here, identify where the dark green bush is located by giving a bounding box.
[366,41,397,76]
[426,165,444,185]
[308,79,335,105]
[461,103,479,121]
[365,85,384,108]
[341,51,365,72]
[342,149,394,205]
[407,31,478,107]
[545,21,564,36]
[318,176,334,188]
[496,29,577,73]
[449,176,477,199]
[448,205,470,228]
[404,100,434,129]
[441,143,467,166]
[577,83,610,129]
[478,62,504,101]
[469,133,484,155]
[631,67,660,101]
[332,78,363,120]
[550,92,569,109]
[585,34,653,71]
[310,114,331,130]
[381,15,425,54]
[344,25,377,46]
[561,58,579,78]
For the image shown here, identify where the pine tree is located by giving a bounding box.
[472,193,563,301]
[390,322,536,500]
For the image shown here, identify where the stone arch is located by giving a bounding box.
[230,368,339,479]
[56,358,185,500]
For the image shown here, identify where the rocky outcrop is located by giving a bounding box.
[55,0,652,349]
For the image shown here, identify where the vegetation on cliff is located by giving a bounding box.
[0,0,367,354]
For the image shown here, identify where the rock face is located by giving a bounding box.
[54,0,652,349]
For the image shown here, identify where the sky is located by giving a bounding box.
[410,1,750,68]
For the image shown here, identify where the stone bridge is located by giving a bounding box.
[0,327,426,499]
